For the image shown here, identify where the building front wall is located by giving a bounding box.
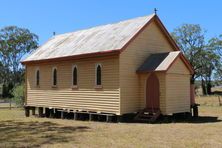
[139,73,167,114]
[138,58,191,115]
[26,55,120,114]
[119,20,175,114]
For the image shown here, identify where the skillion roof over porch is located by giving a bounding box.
[137,51,194,74]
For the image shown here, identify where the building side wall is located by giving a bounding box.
[26,55,120,114]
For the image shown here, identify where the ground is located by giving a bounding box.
[0,96,222,148]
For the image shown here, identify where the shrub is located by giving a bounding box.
[2,83,14,98]
[12,84,24,107]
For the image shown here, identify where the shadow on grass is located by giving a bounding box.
[120,113,222,124]
[156,115,222,124]
[0,120,90,147]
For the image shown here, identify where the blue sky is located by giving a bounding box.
[0,0,221,45]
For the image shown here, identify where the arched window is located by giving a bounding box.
[72,65,78,86]
[96,64,102,86]
[36,69,40,86]
[52,67,57,86]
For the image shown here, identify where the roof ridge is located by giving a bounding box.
[55,13,156,38]
[22,13,156,63]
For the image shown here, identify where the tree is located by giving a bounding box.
[0,26,38,97]
[0,62,4,83]
[171,24,206,84]
[198,48,220,94]
[171,24,222,95]
[12,84,24,107]
[0,26,38,96]
[208,35,222,56]
[208,34,222,85]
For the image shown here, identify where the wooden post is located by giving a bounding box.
[45,108,50,118]
[49,109,54,118]
[106,115,110,122]
[193,105,198,117]
[38,107,43,117]
[89,114,92,121]
[54,109,58,118]
[218,96,222,106]
[31,107,35,115]
[61,111,64,119]
[74,112,77,120]
[9,98,12,110]
[97,115,101,121]
[25,107,30,117]
[117,116,122,122]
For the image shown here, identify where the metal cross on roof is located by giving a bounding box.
[154,8,158,15]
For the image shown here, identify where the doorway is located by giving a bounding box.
[146,73,160,109]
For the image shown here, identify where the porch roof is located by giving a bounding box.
[137,51,181,73]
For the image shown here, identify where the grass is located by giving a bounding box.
[0,98,16,108]
[0,96,222,147]
[0,102,16,108]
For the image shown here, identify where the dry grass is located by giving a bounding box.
[196,95,222,106]
[0,96,222,148]
[0,102,16,108]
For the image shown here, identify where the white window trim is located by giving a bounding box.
[52,66,57,87]
[72,65,78,88]
[35,67,40,87]
[95,63,102,88]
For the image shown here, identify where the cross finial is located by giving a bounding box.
[154,8,158,15]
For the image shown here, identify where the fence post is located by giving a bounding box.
[218,96,222,106]
[9,98,11,110]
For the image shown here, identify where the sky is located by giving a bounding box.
[0,0,221,45]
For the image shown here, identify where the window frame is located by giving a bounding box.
[72,65,78,88]
[95,63,102,88]
[52,67,58,88]
[35,67,40,87]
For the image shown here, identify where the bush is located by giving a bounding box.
[2,83,14,98]
[12,84,24,107]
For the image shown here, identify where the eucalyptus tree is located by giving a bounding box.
[0,26,38,96]
[171,24,206,84]
[171,24,222,95]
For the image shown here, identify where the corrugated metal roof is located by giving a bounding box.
[22,14,155,62]
[137,51,181,72]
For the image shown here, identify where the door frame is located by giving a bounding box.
[145,72,160,109]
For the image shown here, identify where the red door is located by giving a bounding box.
[146,73,160,109]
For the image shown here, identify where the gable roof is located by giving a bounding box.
[137,51,194,74]
[21,13,193,74]
[22,14,156,63]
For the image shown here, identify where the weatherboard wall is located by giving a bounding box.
[26,55,120,114]
[139,73,167,114]
[119,21,175,114]
[165,58,191,114]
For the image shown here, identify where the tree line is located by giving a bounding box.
[0,24,221,98]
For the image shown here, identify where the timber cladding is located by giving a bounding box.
[26,55,120,114]
[119,21,175,114]
[165,58,191,114]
